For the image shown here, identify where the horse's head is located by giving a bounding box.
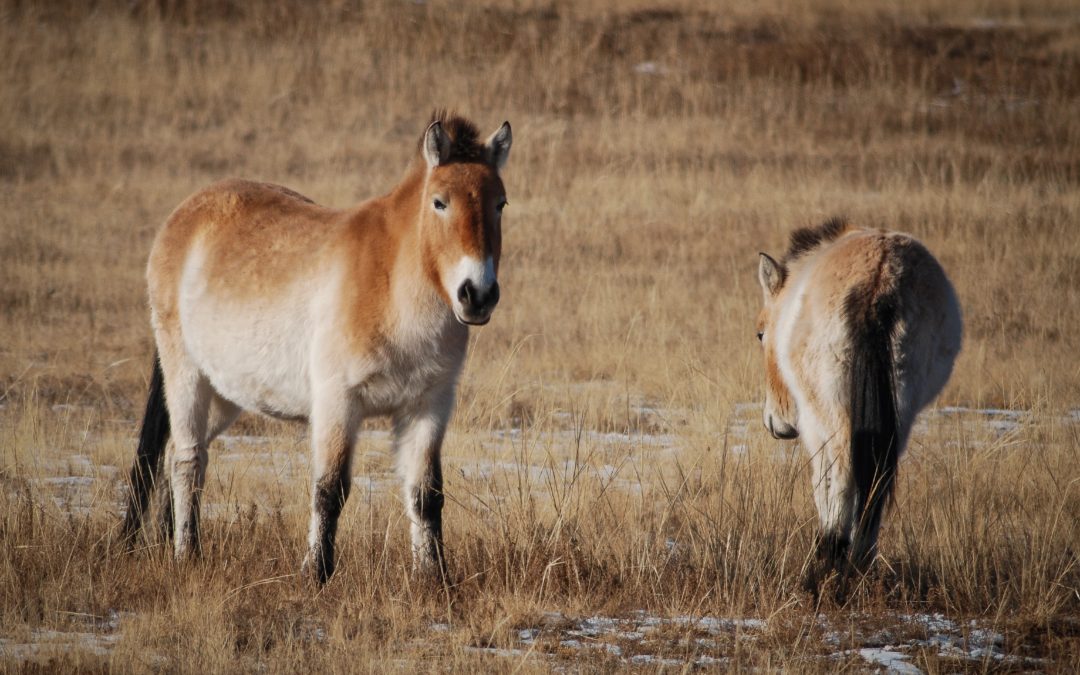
[756,253,798,439]
[417,115,512,326]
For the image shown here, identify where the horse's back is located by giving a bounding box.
[808,230,957,327]
[148,179,340,311]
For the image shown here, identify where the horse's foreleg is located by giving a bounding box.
[303,392,358,585]
[394,395,452,580]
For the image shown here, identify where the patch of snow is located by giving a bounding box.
[933,407,1026,436]
[856,647,923,674]
[216,434,274,448]
[819,612,1027,669]
[901,612,956,634]
[628,653,683,666]
[936,406,1024,418]
[518,628,539,642]
[40,476,94,487]
[969,626,1004,647]
[352,475,396,494]
[668,615,767,633]
[632,61,669,76]
[0,629,118,662]
[488,428,678,451]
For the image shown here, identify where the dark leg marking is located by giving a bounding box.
[154,469,174,545]
[311,472,351,584]
[410,463,448,579]
[803,530,851,595]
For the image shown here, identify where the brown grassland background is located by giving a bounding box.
[2,0,1079,671]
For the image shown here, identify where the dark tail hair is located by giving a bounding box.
[846,290,900,568]
[119,354,171,547]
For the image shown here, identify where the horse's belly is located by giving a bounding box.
[180,295,313,421]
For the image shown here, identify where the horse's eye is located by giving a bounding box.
[756,331,764,342]
[433,198,447,211]
[496,199,507,213]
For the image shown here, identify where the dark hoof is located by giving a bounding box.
[301,551,333,587]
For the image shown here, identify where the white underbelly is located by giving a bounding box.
[174,242,467,423]
[178,252,314,420]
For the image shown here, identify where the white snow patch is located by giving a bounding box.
[518,628,539,642]
[628,654,683,666]
[934,407,1026,436]
[632,61,669,76]
[855,647,923,674]
[40,476,94,488]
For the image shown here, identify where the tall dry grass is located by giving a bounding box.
[1,0,1079,670]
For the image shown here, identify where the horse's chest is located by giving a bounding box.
[353,338,463,417]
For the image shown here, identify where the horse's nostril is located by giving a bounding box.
[457,280,475,306]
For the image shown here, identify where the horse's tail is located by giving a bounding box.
[846,287,900,569]
[119,354,171,547]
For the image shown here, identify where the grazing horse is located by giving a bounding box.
[120,112,512,584]
[755,218,961,588]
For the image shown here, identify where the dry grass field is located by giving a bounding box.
[2,0,1080,671]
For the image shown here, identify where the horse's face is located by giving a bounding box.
[420,121,512,326]
[756,253,798,440]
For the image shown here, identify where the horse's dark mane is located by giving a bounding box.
[421,109,485,163]
[783,217,851,264]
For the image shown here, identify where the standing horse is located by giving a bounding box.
[120,112,512,584]
[755,218,961,589]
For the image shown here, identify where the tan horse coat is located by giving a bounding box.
[757,218,962,587]
[121,113,512,584]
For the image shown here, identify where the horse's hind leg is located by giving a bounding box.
[153,396,240,545]
[154,330,217,559]
[154,440,175,544]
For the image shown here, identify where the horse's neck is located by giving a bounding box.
[378,162,456,344]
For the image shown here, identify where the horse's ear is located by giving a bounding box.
[485,121,512,170]
[758,253,785,296]
[423,121,450,168]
